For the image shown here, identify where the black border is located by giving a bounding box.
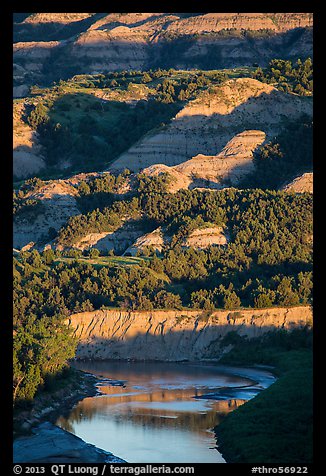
[2,2,322,473]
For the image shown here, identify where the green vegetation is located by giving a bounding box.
[17,59,312,183]
[23,69,229,179]
[27,92,181,176]
[13,177,45,219]
[57,197,141,246]
[13,54,313,432]
[252,58,313,95]
[13,160,313,406]
[16,184,313,311]
[76,170,131,212]
[215,328,312,463]
[52,181,313,311]
[239,115,312,189]
[13,264,77,405]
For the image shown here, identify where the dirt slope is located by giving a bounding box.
[124,227,166,256]
[13,181,80,249]
[143,130,265,192]
[65,222,146,253]
[109,79,312,183]
[67,305,312,361]
[282,172,313,193]
[183,226,228,248]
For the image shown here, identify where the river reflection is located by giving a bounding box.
[56,362,264,463]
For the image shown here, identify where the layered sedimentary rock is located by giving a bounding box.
[144,130,265,192]
[13,13,313,86]
[162,13,313,35]
[69,221,146,253]
[124,225,228,255]
[22,13,94,24]
[67,306,312,361]
[183,227,228,248]
[110,78,312,184]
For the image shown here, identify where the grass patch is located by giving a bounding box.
[55,255,152,269]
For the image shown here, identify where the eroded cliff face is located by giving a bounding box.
[109,79,312,177]
[13,13,313,87]
[67,306,312,361]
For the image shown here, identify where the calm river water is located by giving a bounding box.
[56,361,275,463]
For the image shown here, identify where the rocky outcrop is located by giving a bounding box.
[282,172,313,193]
[163,13,313,35]
[13,41,61,85]
[124,225,228,255]
[69,222,146,253]
[67,306,312,361]
[23,13,94,24]
[13,422,126,463]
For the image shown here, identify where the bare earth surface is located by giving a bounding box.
[13,100,46,178]
[282,172,313,193]
[68,306,312,361]
[14,13,313,83]
[13,181,80,249]
[109,79,312,185]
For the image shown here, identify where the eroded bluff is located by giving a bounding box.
[67,306,312,361]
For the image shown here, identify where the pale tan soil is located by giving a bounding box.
[163,13,312,36]
[13,100,46,178]
[65,221,145,253]
[23,13,95,24]
[13,41,60,58]
[282,172,313,193]
[183,227,228,248]
[67,305,312,360]
[14,13,312,82]
[87,13,168,31]
[124,225,228,255]
[141,129,265,192]
[124,227,167,256]
[13,181,80,249]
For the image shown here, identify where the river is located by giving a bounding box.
[56,361,275,463]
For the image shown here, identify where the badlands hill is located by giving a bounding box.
[13,180,80,249]
[282,172,313,193]
[109,78,312,190]
[13,77,312,250]
[124,225,228,256]
[13,100,45,178]
[13,13,312,91]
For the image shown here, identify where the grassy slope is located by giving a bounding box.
[215,346,313,464]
